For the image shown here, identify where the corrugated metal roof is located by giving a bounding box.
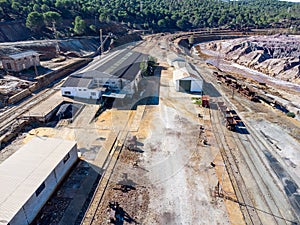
[173,61,187,69]
[72,70,114,79]
[5,51,39,60]
[61,77,92,88]
[167,52,184,61]
[173,63,203,81]
[0,137,77,224]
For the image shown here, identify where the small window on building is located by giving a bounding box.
[91,92,96,96]
[63,153,70,164]
[83,89,87,91]
[35,182,45,197]
[105,81,109,84]
[64,91,71,95]
[6,63,11,70]
[78,89,82,91]
[112,81,116,84]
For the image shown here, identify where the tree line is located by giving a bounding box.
[0,0,299,36]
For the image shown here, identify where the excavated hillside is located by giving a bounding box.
[206,35,300,84]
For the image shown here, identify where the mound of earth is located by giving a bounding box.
[206,34,300,84]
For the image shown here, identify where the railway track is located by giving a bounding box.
[210,100,298,225]
[189,44,299,224]
[0,87,60,138]
[0,50,118,140]
[210,105,261,224]
[81,109,135,225]
[81,130,129,225]
[230,132,287,225]
[236,119,300,223]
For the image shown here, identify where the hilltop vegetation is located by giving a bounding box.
[0,0,299,36]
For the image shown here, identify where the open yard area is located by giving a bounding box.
[89,61,232,224]
[1,35,299,225]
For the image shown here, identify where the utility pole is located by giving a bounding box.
[52,22,60,56]
[33,60,38,77]
[140,0,143,12]
[100,29,103,58]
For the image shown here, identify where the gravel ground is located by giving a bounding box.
[192,41,300,223]
[94,59,230,224]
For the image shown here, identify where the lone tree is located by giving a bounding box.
[140,56,157,77]
[43,11,62,27]
[26,12,44,32]
[73,16,86,35]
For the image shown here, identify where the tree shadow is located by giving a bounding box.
[126,146,144,153]
[136,141,144,147]
[109,202,139,224]
[114,173,137,193]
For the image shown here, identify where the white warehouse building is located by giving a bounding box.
[0,137,78,225]
[173,61,203,93]
[61,69,141,100]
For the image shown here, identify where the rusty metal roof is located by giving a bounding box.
[4,51,39,60]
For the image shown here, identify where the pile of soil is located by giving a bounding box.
[206,34,300,84]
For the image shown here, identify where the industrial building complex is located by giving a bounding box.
[61,69,141,100]
[61,50,146,100]
[0,137,78,225]
[0,31,299,225]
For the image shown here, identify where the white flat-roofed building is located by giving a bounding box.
[0,137,78,225]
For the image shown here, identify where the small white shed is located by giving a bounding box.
[173,63,203,93]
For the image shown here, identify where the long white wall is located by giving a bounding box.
[61,87,101,100]
[9,146,78,225]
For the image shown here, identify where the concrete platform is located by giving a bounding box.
[23,91,65,122]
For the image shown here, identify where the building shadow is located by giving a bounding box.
[203,80,221,98]
[233,126,250,135]
[8,66,53,82]
[112,65,162,110]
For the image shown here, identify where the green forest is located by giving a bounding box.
[0,0,299,35]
